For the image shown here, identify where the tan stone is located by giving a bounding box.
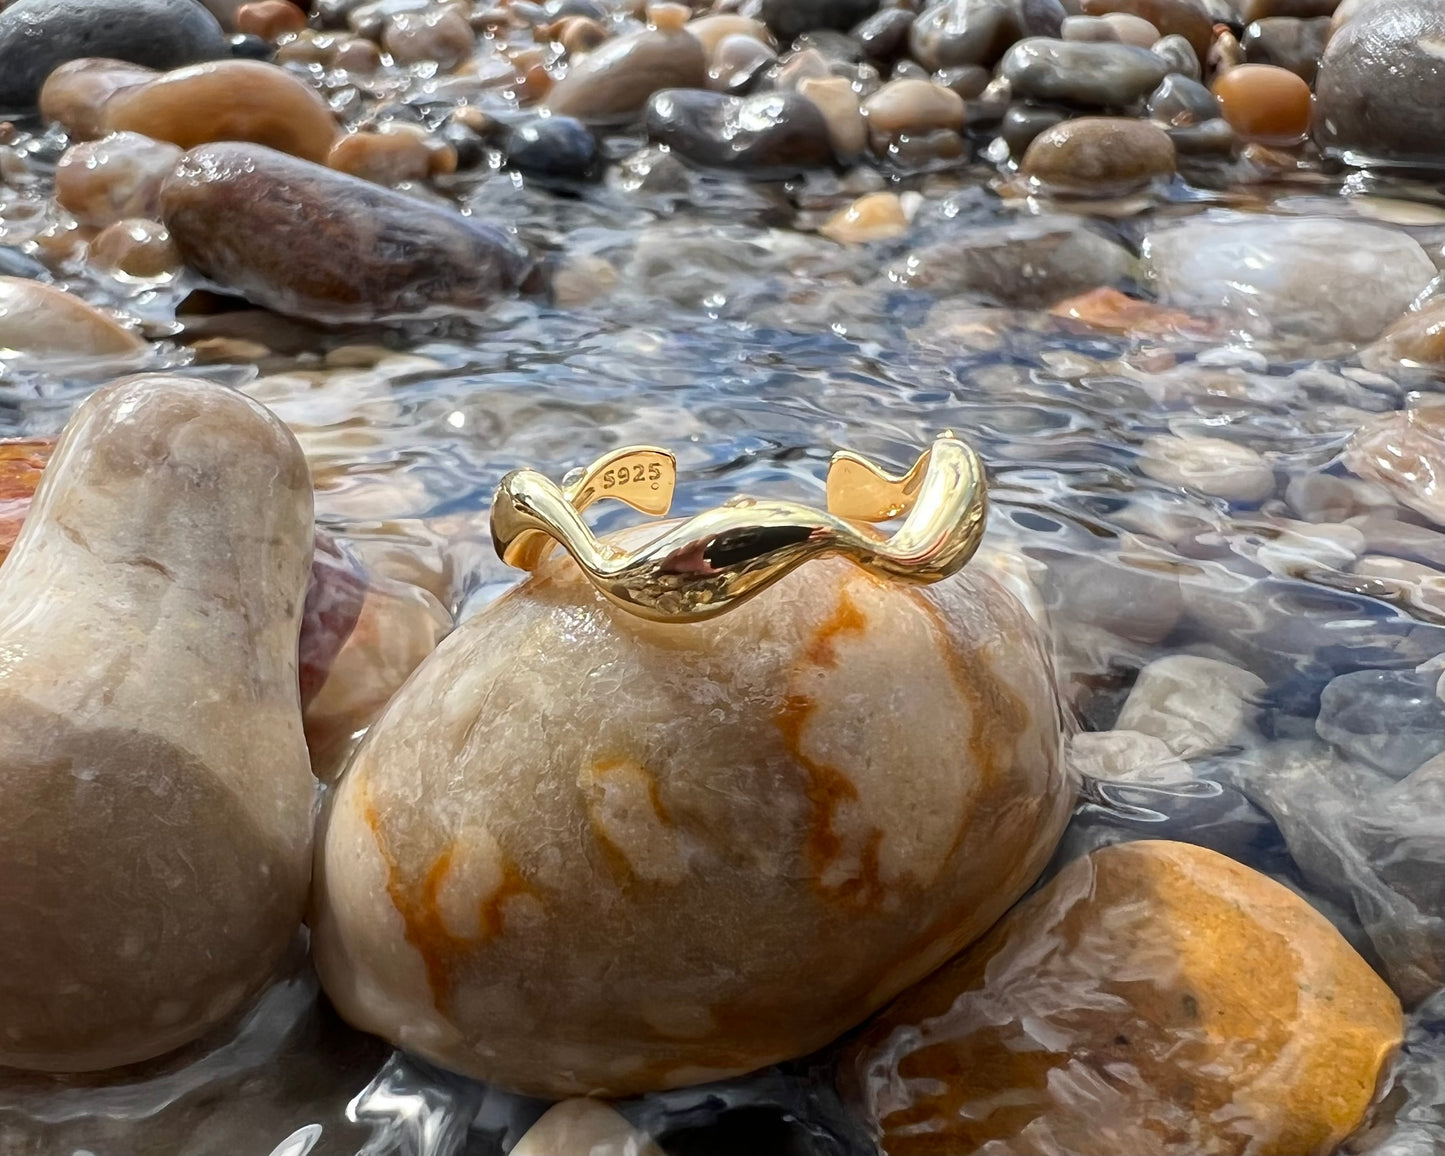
[1366,298,1445,367]
[862,78,966,135]
[314,534,1073,1097]
[327,126,433,186]
[102,60,338,163]
[798,76,866,162]
[820,192,908,245]
[685,13,772,57]
[88,218,180,278]
[1344,404,1444,526]
[0,277,146,359]
[382,8,476,69]
[0,375,316,1071]
[1022,116,1175,194]
[38,58,158,141]
[1050,286,1208,337]
[54,132,183,230]
[512,1100,664,1156]
[842,840,1404,1156]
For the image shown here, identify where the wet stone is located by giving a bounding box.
[0,276,145,359]
[819,190,908,244]
[1318,670,1445,778]
[505,115,599,181]
[645,88,835,177]
[1150,31,1200,78]
[909,0,1019,70]
[1141,216,1438,344]
[38,58,162,141]
[89,218,180,278]
[1344,405,1445,526]
[513,1100,664,1156]
[312,542,1072,1096]
[1242,15,1330,82]
[0,0,228,110]
[1146,73,1219,125]
[1315,0,1445,165]
[382,7,475,69]
[798,75,866,161]
[1020,115,1175,194]
[842,840,1404,1156]
[1115,653,1266,758]
[545,26,707,124]
[161,142,531,323]
[101,59,338,163]
[1211,62,1312,142]
[755,0,880,43]
[853,6,915,65]
[1000,37,1171,107]
[0,375,315,1072]
[1138,433,1276,503]
[327,123,441,186]
[1001,102,1068,154]
[54,132,182,229]
[861,77,966,136]
[1078,0,1213,59]
[236,0,309,40]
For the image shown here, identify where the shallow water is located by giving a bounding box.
[2,118,1445,1153]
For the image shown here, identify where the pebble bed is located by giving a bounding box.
[0,0,1442,1153]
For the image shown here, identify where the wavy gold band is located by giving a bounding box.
[489,433,988,623]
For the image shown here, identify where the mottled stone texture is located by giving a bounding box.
[0,375,316,1072]
[843,839,1404,1156]
[314,532,1072,1097]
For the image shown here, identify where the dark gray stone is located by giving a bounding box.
[1315,0,1445,166]
[754,0,879,44]
[0,0,228,110]
[1242,15,1330,82]
[1000,36,1171,106]
[1001,102,1069,154]
[161,143,532,324]
[505,116,599,182]
[852,6,915,64]
[909,0,1016,70]
[1146,73,1220,125]
[644,89,835,178]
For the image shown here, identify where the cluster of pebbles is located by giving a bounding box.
[0,0,1443,1153]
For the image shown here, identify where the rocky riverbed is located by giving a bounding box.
[0,0,1442,1152]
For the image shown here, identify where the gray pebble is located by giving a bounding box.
[1000,36,1171,107]
[1318,669,1445,778]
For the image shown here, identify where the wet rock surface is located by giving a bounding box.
[646,88,835,177]
[161,143,531,322]
[843,840,1403,1156]
[0,0,228,110]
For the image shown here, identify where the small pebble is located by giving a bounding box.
[645,88,834,176]
[1139,433,1275,502]
[546,26,707,123]
[684,14,772,57]
[327,125,434,184]
[1146,73,1219,124]
[1001,37,1171,107]
[797,76,866,161]
[382,7,475,68]
[54,133,183,229]
[235,0,308,40]
[1150,31,1201,78]
[1242,15,1330,82]
[0,276,145,358]
[1079,0,1212,59]
[1344,405,1445,526]
[819,191,907,244]
[861,77,965,135]
[1021,115,1175,194]
[88,218,180,278]
[511,1100,663,1156]
[506,115,599,181]
[38,59,159,141]
[1211,62,1311,142]
[1068,729,1193,783]
[1101,11,1163,45]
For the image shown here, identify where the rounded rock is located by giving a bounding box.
[1241,15,1331,82]
[1211,62,1311,142]
[0,374,316,1071]
[861,77,966,134]
[1001,37,1171,106]
[0,276,145,359]
[1150,31,1200,77]
[842,840,1404,1156]
[1139,433,1275,503]
[758,0,879,43]
[161,142,531,323]
[908,0,1018,70]
[1021,115,1175,194]
[1078,0,1212,58]
[382,7,475,68]
[88,217,180,278]
[545,26,707,124]
[819,190,908,244]
[0,0,228,110]
[54,132,183,229]
[505,115,599,181]
[645,88,835,176]
[102,59,338,163]
[1146,73,1219,124]
[38,58,159,141]
[853,6,916,64]
[313,539,1072,1096]
[797,75,866,160]
[236,0,309,40]
[1315,0,1445,165]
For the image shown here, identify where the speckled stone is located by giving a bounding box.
[0,374,315,1071]
[842,839,1404,1156]
[314,533,1072,1096]
[161,143,531,323]
[0,0,228,109]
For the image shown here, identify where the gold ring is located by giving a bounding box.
[489,433,989,623]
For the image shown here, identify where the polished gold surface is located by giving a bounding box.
[490,433,989,623]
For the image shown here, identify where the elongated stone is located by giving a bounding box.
[0,374,316,1072]
[842,840,1404,1156]
[1001,37,1170,106]
[0,277,146,359]
[161,143,531,323]
[314,532,1073,1096]
[545,27,706,124]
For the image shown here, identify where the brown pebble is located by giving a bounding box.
[1212,62,1311,141]
[236,0,307,40]
[89,218,181,278]
[553,16,608,55]
[685,13,772,58]
[332,36,382,72]
[1080,0,1214,59]
[1022,116,1176,194]
[819,192,908,245]
[545,27,707,124]
[1050,286,1208,336]
[102,60,338,163]
[862,78,965,135]
[38,59,158,141]
[798,75,866,161]
[646,2,689,32]
[383,8,476,69]
[1207,22,1244,77]
[55,132,183,229]
[0,277,145,358]
[327,126,433,185]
